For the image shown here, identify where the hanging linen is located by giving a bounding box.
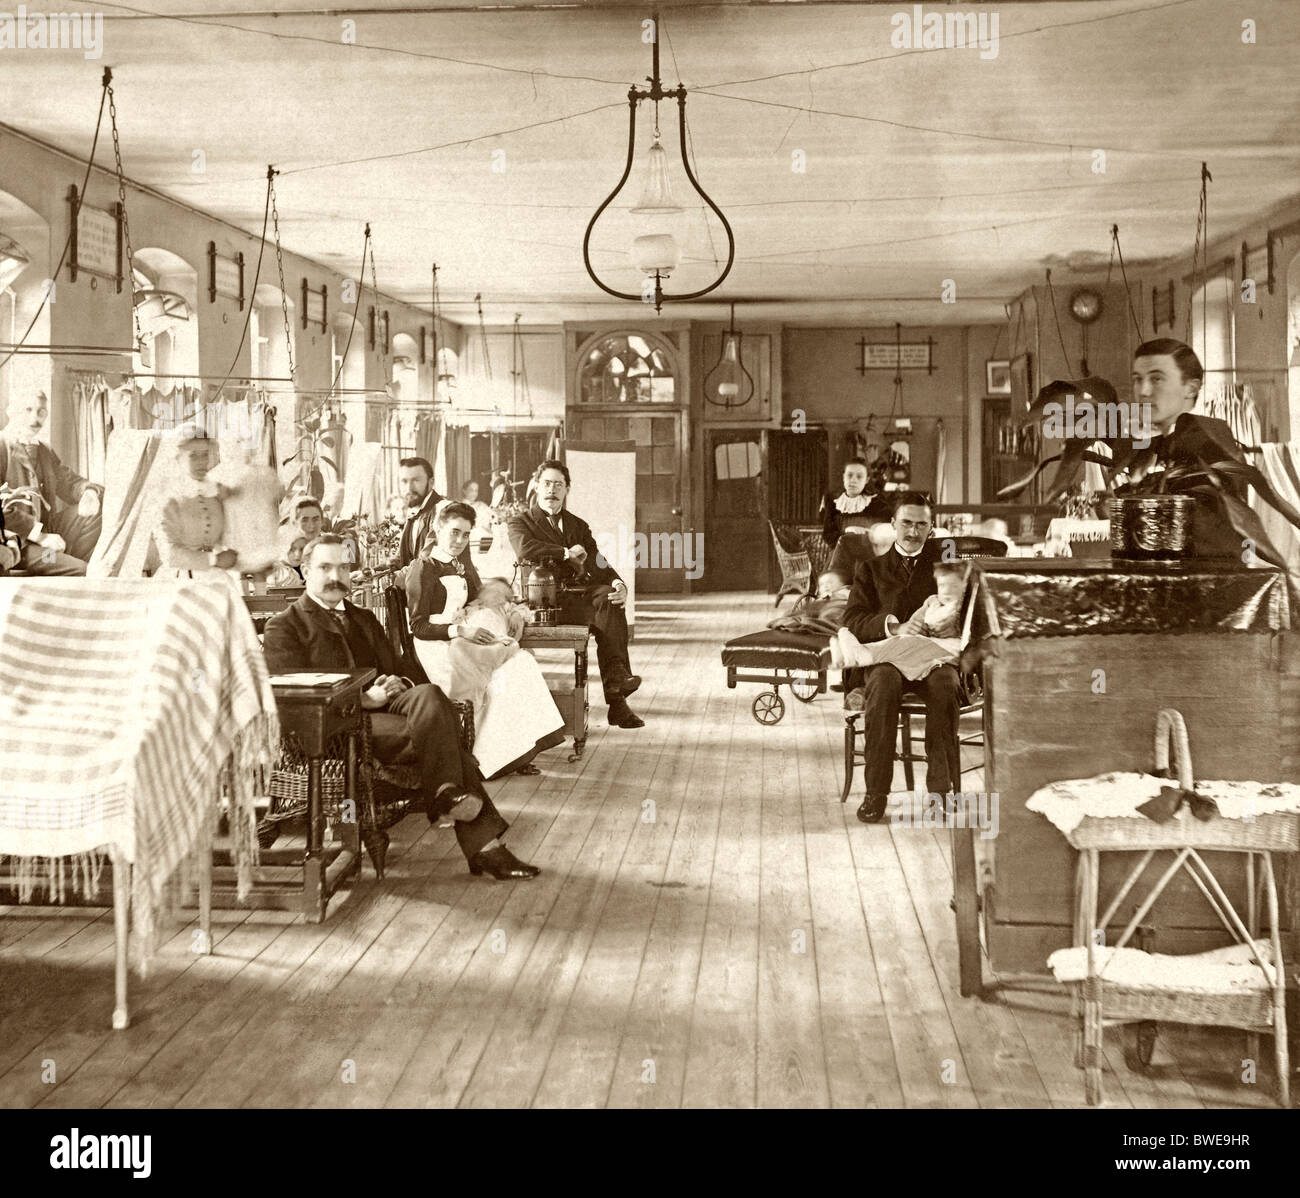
[67,369,110,485]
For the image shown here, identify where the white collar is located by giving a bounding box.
[307,593,346,613]
[833,493,870,513]
[428,546,457,564]
[895,544,924,560]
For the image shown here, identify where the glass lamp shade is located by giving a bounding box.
[631,139,684,216]
[716,380,740,400]
[631,232,681,275]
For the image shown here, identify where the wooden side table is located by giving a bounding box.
[209,669,375,922]
[520,624,590,761]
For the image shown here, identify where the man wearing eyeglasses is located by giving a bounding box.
[842,492,961,825]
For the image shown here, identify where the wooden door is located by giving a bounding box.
[569,411,685,593]
[703,428,767,591]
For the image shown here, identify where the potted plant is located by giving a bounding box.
[998,378,1300,565]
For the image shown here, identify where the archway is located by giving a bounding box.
[0,188,52,431]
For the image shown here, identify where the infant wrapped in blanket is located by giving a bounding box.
[829,561,964,681]
[444,577,531,699]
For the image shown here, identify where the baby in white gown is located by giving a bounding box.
[830,561,965,681]
[446,578,531,698]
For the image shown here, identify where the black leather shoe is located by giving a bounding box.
[469,844,541,880]
[514,762,542,775]
[427,787,483,824]
[607,673,641,698]
[856,793,888,824]
[608,699,644,728]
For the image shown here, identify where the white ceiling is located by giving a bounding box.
[3,0,1299,327]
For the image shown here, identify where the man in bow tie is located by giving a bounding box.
[263,534,540,880]
[841,492,961,824]
[0,391,103,574]
[508,460,644,729]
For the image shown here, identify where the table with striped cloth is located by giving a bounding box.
[0,574,278,971]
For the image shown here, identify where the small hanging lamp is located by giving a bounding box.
[704,303,754,409]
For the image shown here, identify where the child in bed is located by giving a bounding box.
[829,560,965,679]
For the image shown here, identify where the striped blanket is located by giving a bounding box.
[0,574,278,969]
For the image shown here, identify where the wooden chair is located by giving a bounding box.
[769,521,812,607]
[838,537,1007,802]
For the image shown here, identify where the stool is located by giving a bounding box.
[841,684,985,802]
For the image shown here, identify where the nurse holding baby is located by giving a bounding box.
[407,501,565,779]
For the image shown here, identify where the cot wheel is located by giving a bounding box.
[752,691,785,725]
[788,670,819,703]
[1126,1021,1158,1071]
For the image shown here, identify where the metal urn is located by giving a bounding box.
[1108,495,1196,560]
[526,560,560,625]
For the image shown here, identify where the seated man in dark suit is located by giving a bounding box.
[508,460,643,729]
[842,492,961,825]
[262,534,540,880]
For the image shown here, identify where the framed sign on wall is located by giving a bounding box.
[67,186,122,287]
[207,242,245,309]
[857,335,935,373]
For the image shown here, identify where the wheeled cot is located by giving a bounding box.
[720,629,831,724]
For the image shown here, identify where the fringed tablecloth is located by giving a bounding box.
[0,574,278,970]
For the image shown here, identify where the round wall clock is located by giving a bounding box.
[1069,287,1103,324]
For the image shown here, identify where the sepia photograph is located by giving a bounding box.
[1,0,1299,1169]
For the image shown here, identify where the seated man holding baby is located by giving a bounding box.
[837,491,964,826]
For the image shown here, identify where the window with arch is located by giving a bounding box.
[131,248,200,394]
[578,331,677,405]
[0,190,53,426]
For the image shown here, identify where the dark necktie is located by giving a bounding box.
[549,513,563,538]
[329,608,348,632]
[899,553,916,582]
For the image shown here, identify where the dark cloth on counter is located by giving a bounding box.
[262,593,506,859]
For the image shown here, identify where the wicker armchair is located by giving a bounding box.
[260,584,475,880]
[769,521,813,608]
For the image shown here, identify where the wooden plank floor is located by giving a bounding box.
[0,592,1287,1109]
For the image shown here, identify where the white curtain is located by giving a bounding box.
[568,445,637,629]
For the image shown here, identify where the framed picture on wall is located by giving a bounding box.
[986,359,1011,396]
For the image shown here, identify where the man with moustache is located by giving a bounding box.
[508,459,644,729]
[262,534,540,880]
[841,492,961,825]
[0,391,103,574]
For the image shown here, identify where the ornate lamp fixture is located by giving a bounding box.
[704,302,754,408]
[583,12,735,314]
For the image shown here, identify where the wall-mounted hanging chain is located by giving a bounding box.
[367,234,382,358]
[430,262,442,398]
[267,166,296,387]
[105,70,143,352]
[889,321,905,420]
[511,313,532,420]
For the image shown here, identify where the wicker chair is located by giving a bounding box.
[769,521,813,607]
[260,585,474,880]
